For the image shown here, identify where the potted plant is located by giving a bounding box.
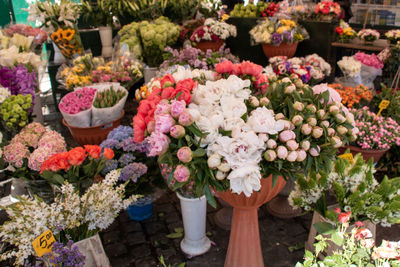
[385,29,400,44]
[118,17,181,82]
[25,0,83,61]
[250,18,309,58]
[100,125,163,221]
[297,211,400,266]
[289,154,400,256]
[132,60,355,265]
[0,169,138,266]
[2,123,67,203]
[345,106,400,163]
[80,0,120,58]
[312,1,341,22]
[335,20,357,43]
[190,18,237,52]
[358,29,380,45]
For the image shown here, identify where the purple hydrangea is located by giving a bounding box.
[101,159,118,175]
[47,240,85,267]
[271,33,283,46]
[100,139,120,149]
[107,126,133,142]
[120,162,148,182]
[118,153,136,166]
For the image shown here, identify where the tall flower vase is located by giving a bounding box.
[218,176,286,267]
[73,234,110,267]
[177,193,211,256]
[99,26,113,58]
[52,42,65,64]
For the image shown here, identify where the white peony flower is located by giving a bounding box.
[245,106,285,134]
[228,164,262,197]
[221,95,247,119]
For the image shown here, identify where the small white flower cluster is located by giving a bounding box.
[189,75,285,196]
[0,46,44,69]
[193,18,237,42]
[0,85,10,104]
[249,20,273,44]
[337,56,361,78]
[0,170,138,265]
[305,54,332,78]
[288,182,324,211]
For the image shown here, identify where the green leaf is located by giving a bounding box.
[204,185,216,208]
[192,148,206,158]
[313,222,335,234]
[177,263,186,267]
[174,227,184,233]
[166,232,183,239]
[331,232,344,246]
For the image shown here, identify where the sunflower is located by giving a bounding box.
[50,31,61,43]
[63,28,75,41]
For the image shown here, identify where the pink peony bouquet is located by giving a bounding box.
[354,52,384,69]
[358,29,380,42]
[2,122,66,173]
[59,87,96,115]
[351,106,400,150]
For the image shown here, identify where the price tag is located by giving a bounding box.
[379,100,390,109]
[339,153,354,164]
[32,230,56,257]
[221,14,230,21]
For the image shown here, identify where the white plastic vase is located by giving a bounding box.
[99,26,113,58]
[52,42,65,64]
[177,193,211,256]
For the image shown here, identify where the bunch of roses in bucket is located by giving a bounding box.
[358,29,380,42]
[190,18,237,43]
[351,106,400,150]
[40,145,115,195]
[313,1,341,20]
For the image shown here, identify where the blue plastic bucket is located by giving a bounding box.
[127,196,153,221]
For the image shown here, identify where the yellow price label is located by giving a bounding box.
[339,153,354,164]
[32,230,56,257]
[379,100,390,109]
[221,14,230,21]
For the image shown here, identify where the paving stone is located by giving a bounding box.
[165,212,180,224]
[154,203,176,214]
[110,257,133,267]
[167,221,184,233]
[156,247,177,259]
[130,244,152,258]
[102,231,121,245]
[134,257,158,267]
[144,221,166,235]
[126,232,146,247]
[105,243,128,257]
[122,221,142,233]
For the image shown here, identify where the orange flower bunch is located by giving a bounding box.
[328,84,373,108]
[50,28,82,58]
[41,145,114,173]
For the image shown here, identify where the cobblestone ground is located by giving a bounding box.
[2,92,398,267]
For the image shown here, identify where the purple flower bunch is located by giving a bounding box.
[46,240,85,267]
[0,64,37,105]
[160,45,239,71]
[120,162,148,182]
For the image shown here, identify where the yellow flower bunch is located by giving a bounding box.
[280,19,296,28]
[50,28,82,58]
[135,85,150,101]
[96,65,112,73]
[72,64,85,74]
[343,28,356,36]
[65,74,92,90]
[277,26,291,34]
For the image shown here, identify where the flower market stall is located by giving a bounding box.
[1,0,400,266]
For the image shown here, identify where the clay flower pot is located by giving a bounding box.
[217,176,286,267]
[262,42,298,58]
[195,40,224,52]
[339,145,389,164]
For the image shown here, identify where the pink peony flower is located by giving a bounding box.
[309,146,320,156]
[174,165,190,182]
[312,83,341,104]
[147,132,170,156]
[279,130,296,142]
[177,147,193,163]
[240,61,263,78]
[170,125,186,139]
[154,100,171,115]
[155,113,176,134]
[287,151,298,162]
[276,146,288,159]
[264,150,277,161]
[267,139,277,149]
[296,150,307,162]
[178,111,194,126]
[170,100,186,118]
[286,140,299,151]
[215,61,234,74]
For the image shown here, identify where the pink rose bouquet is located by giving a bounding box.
[58,87,96,115]
[314,1,341,20]
[358,29,380,42]
[351,106,400,150]
[354,52,384,69]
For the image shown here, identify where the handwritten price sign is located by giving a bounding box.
[339,153,354,164]
[32,230,56,257]
[221,14,230,21]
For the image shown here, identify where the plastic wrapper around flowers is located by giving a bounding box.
[50,26,83,59]
[359,64,382,89]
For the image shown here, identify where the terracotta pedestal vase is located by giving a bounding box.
[217,176,286,267]
[195,40,224,52]
[339,145,389,164]
[262,42,298,58]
